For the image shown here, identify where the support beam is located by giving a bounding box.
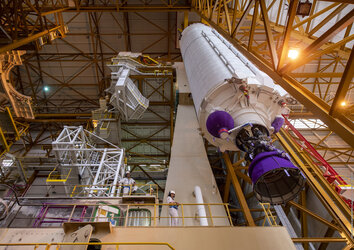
[280,8,354,73]
[300,190,309,250]
[259,0,278,69]
[232,0,255,37]
[278,130,353,246]
[318,223,336,250]
[248,1,259,50]
[0,26,63,53]
[223,172,231,203]
[277,0,299,70]
[223,152,255,226]
[292,238,347,243]
[329,47,354,116]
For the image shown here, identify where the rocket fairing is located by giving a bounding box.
[180,24,305,204]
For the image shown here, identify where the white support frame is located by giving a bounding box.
[52,126,125,197]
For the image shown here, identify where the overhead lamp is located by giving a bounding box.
[288,48,300,60]
[43,86,49,92]
[340,101,347,107]
[297,0,312,17]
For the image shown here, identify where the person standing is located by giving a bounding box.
[120,171,136,195]
[167,190,179,226]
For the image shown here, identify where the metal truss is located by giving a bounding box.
[0,51,34,119]
[52,126,125,197]
[0,1,177,171]
[63,0,190,12]
[16,9,179,114]
[192,0,354,147]
[0,0,68,53]
[286,118,353,167]
[121,74,174,167]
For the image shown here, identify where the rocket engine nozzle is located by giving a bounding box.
[249,150,305,204]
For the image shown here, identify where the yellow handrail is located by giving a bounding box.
[46,168,72,182]
[0,242,175,250]
[0,107,29,157]
[17,202,233,227]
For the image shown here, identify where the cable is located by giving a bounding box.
[0,198,8,221]
[0,183,23,221]
[0,183,22,206]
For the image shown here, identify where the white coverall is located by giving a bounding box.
[167,196,179,226]
[120,177,136,195]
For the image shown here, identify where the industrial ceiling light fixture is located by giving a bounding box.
[297,0,312,17]
[288,48,300,60]
[43,86,49,92]
[341,101,347,107]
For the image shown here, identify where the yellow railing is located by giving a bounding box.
[260,203,277,226]
[151,203,232,227]
[22,202,232,227]
[46,168,72,182]
[0,107,29,157]
[100,112,113,130]
[0,242,175,250]
[338,175,354,189]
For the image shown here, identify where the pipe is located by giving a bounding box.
[194,186,208,226]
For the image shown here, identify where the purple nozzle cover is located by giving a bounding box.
[271,116,285,133]
[206,111,234,138]
[248,150,298,184]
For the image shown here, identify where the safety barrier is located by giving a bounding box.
[8,202,232,228]
[70,183,159,198]
[0,242,175,250]
[46,167,72,183]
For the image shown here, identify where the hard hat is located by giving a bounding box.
[126,171,130,174]
[170,190,175,194]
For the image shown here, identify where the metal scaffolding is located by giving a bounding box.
[52,126,125,197]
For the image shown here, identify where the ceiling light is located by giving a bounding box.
[44,86,49,92]
[341,101,346,107]
[288,49,299,60]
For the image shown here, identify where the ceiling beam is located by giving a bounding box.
[329,47,354,116]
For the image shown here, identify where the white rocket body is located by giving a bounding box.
[180,24,292,151]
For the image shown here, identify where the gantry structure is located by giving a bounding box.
[0,0,353,248]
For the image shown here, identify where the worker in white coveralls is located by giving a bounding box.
[167,190,180,226]
[120,171,136,195]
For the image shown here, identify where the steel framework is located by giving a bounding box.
[52,126,125,197]
[0,51,34,119]
[192,0,354,147]
[0,1,353,248]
